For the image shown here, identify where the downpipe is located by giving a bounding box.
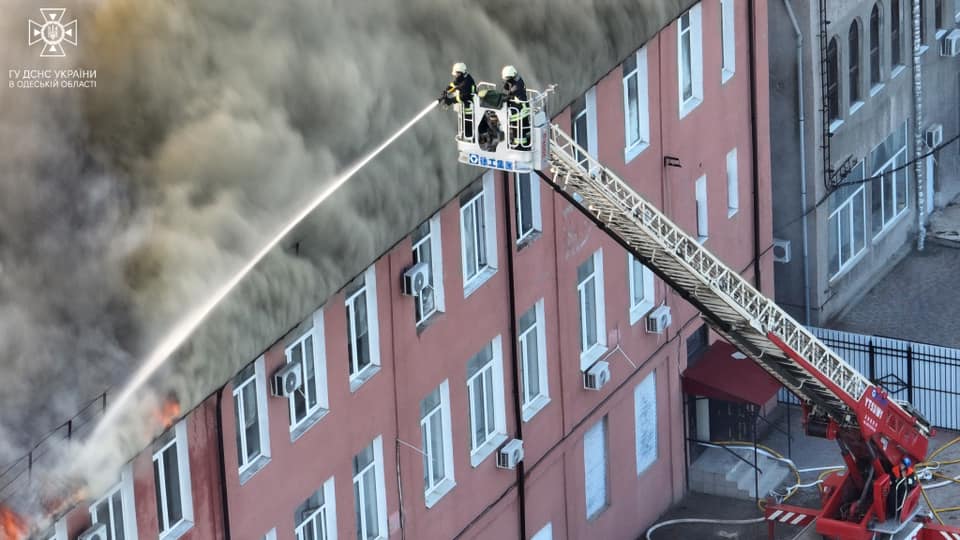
[912,0,927,250]
[747,0,763,291]
[216,388,233,540]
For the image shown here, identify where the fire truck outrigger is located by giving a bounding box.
[446,83,960,540]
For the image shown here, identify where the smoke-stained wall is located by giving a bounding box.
[0,0,696,510]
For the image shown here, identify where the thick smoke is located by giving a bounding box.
[0,0,693,518]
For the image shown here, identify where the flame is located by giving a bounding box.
[0,505,28,540]
[155,398,181,429]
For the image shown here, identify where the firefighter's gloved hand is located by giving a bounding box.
[438,90,448,104]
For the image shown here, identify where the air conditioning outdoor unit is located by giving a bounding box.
[496,439,525,469]
[402,262,431,296]
[78,523,108,540]
[645,305,672,334]
[583,360,611,391]
[773,238,792,263]
[271,361,303,398]
[926,124,944,149]
[940,29,960,57]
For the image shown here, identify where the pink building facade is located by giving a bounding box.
[44,1,773,539]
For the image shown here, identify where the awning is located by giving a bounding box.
[682,340,781,406]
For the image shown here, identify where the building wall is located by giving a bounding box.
[47,1,775,539]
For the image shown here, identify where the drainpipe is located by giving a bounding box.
[747,0,763,291]
[782,0,812,325]
[215,388,233,540]
[912,0,927,250]
[500,171,527,540]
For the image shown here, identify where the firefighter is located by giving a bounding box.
[891,456,917,517]
[440,62,477,139]
[501,65,530,149]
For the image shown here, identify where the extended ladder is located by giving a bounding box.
[542,125,870,425]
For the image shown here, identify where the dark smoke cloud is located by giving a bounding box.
[0,0,694,514]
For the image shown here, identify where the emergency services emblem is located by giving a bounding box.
[28,9,77,58]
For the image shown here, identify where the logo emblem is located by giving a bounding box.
[28,9,77,57]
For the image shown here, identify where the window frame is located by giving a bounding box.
[584,416,609,520]
[934,0,947,37]
[412,215,446,326]
[353,436,389,540]
[869,5,883,92]
[720,0,736,83]
[234,356,271,481]
[466,336,508,466]
[346,265,382,390]
[460,172,499,296]
[577,249,608,371]
[420,381,456,506]
[828,184,868,279]
[286,309,329,439]
[294,477,337,540]
[826,37,841,129]
[849,20,863,107]
[634,372,659,476]
[519,299,550,421]
[678,3,704,118]
[870,123,910,238]
[695,175,709,242]
[726,148,739,217]
[622,47,651,161]
[891,0,903,70]
[89,465,138,540]
[153,421,194,540]
[628,254,656,326]
[515,172,543,244]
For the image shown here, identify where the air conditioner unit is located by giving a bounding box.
[78,523,108,540]
[925,124,944,149]
[583,360,611,391]
[940,29,960,57]
[773,238,792,263]
[645,305,672,334]
[402,262,431,296]
[496,439,525,469]
[271,361,303,398]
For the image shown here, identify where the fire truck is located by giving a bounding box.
[449,85,960,540]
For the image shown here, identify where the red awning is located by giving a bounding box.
[682,340,781,406]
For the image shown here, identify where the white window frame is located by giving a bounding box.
[89,464,139,540]
[466,336,508,467]
[234,356,271,482]
[460,172,499,297]
[829,185,867,279]
[721,0,736,83]
[622,47,651,161]
[515,172,543,244]
[346,265,382,391]
[412,215,446,326]
[572,87,600,172]
[634,372,658,476]
[519,299,550,421]
[531,523,553,540]
[153,420,194,540]
[695,175,709,242]
[286,309,329,439]
[678,3,704,118]
[870,126,909,237]
[584,417,609,520]
[577,249,608,371]
[263,529,277,540]
[420,381,456,507]
[295,477,337,540]
[353,436,389,540]
[726,148,739,217]
[628,254,655,325]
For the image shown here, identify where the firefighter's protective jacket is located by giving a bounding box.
[444,73,477,106]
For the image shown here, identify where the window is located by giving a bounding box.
[826,37,841,126]
[515,173,542,243]
[577,250,607,370]
[346,265,381,389]
[695,175,708,241]
[849,21,862,105]
[466,336,508,466]
[828,176,867,278]
[956,0,960,23]
[286,309,329,437]
[622,47,650,160]
[153,421,194,539]
[90,466,138,540]
[460,172,499,295]
[353,437,388,540]
[234,357,270,481]
[720,0,736,82]
[726,148,739,217]
[412,216,445,326]
[891,0,903,68]
[920,0,927,45]
[295,478,337,540]
[678,3,704,117]
[420,381,456,506]
[584,417,608,519]
[264,530,277,540]
[571,88,599,167]
[531,523,553,540]
[628,254,655,325]
[870,122,909,236]
[634,372,658,475]
[869,5,882,89]
[519,300,550,420]
[934,0,946,35]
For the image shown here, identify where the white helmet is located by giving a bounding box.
[501,65,518,80]
[452,62,467,76]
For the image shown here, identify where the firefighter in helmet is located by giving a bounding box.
[440,62,477,139]
[501,65,530,149]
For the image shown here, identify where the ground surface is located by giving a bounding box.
[644,405,960,539]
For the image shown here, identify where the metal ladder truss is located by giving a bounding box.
[545,125,870,426]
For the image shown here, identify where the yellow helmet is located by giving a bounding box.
[452,62,467,76]
[501,65,518,80]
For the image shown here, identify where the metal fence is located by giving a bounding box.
[778,327,960,431]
